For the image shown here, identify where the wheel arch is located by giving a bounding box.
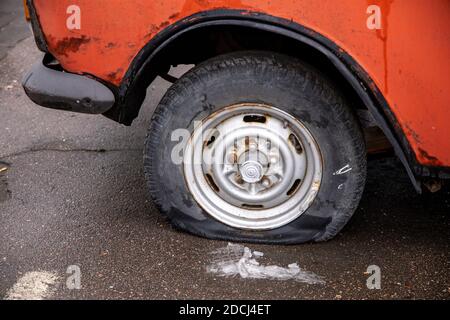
[109,9,421,192]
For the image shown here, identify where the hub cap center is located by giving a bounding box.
[240,161,263,183]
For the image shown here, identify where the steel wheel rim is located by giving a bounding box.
[183,103,323,230]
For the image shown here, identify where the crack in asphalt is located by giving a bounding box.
[0,147,142,160]
[0,36,33,62]
[0,11,19,29]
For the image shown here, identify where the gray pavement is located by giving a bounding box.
[0,0,29,61]
[0,0,449,300]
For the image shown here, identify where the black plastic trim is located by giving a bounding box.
[22,56,115,114]
[26,0,48,53]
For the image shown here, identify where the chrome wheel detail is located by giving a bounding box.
[183,104,322,230]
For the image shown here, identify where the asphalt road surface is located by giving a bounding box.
[0,1,449,300]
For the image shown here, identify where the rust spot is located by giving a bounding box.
[404,122,422,144]
[147,21,171,38]
[244,136,250,149]
[53,36,91,57]
[418,148,443,166]
[148,24,159,35]
[160,21,170,29]
[235,174,244,185]
[168,12,180,20]
[105,42,118,49]
[312,180,321,191]
[106,68,124,83]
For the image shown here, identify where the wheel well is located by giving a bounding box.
[147,25,367,120]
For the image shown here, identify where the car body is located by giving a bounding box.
[21,0,450,242]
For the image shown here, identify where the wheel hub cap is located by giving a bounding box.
[240,160,263,183]
[183,103,323,230]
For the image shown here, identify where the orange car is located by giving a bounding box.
[22,0,450,243]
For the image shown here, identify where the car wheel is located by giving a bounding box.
[144,51,366,244]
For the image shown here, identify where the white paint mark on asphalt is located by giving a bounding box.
[338,183,344,190]
[207,243,325,284]
[5,271,59,300]
[333,164,352,175]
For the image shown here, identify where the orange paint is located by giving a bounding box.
[31,0,450,167]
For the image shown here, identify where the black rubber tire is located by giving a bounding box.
[144,51,366,244]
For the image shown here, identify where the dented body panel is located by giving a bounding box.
[29,0,450,169]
